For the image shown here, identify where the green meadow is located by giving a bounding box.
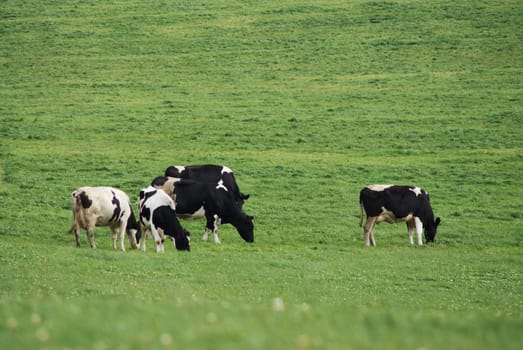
[1,0,522,349]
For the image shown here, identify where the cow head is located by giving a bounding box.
[425,217,441,243]
[131,228,142,248]
[236,215,254,243]
[135,230,142,244]
[173,229,191,251]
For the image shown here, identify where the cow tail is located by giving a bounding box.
[359,199,364,227]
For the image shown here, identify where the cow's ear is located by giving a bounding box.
[435,217,441,226]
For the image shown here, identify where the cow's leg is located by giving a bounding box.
[86,224,96,249]
[406,220,415,245]
[110,227,118,250]
[414,217,423,246]
[139,224,147,252]
[118,221,127,252]
[202,228,210,242]
[212,215,221,245]
[150,226,165,253]
[202,215,213,242]
[363,217,377,246]
[73,225,82,247]
[369,231,376,246]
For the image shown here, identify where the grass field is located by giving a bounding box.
[1,0,522,349]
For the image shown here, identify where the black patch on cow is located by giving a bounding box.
[109,190,122,223]
[165,166,183,178]
[165,164,249,207]
[151,176,169,187]
[126,207,140,231]
[78,192,92,209]
[140,206,151,228]
[153,205,190,251]
[140,189,157,203]
[127,206,141,242]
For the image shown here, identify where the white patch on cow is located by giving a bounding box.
[216,179,228,192]
[409,187,423,196]
[212,214,222,244]
[178,207,205,220]
[367,184,394,192]
[377,206,414,224]
[221,166,232,174]
[175,165,185,173]
[414,216,424,246]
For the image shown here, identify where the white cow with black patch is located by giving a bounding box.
[138,186,190,253]
[69,186,140,251]
[359,184,440,246]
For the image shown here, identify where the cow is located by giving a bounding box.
[151,176,254,244]
[138,186,191,253]
[165,164,250,206]
[359,184,440,246]
[69,186,140,251]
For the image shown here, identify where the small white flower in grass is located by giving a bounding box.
[6,317,18,330]
[30,313,41,324]
[295,334,311,349]
[205,312,218,324]
[159,333,172,347]
[35,327,50,343]
[272,297,285,312]
[93,340,109,350]
[297,302,310,312]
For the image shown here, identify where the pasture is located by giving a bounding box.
[1,0,522,349]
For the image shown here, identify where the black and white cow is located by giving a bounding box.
[151,176,254,244]
[138,186,190,253]
[359,184,440,246]
[69,186,140,251]
[165,164,250,206]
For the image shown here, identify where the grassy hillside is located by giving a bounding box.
[1,0,522,349]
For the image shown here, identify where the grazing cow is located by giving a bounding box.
[165,164,250,205]
[69,186,140,251]
[359,184,440,246]
[151,176,254,244]
[138,186,191,253]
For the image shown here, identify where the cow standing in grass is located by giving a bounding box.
[165,164,250,207]
[359,184,440,246]
[69,186,140,251]
[151,176,254,244]
[138,186,190,253]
